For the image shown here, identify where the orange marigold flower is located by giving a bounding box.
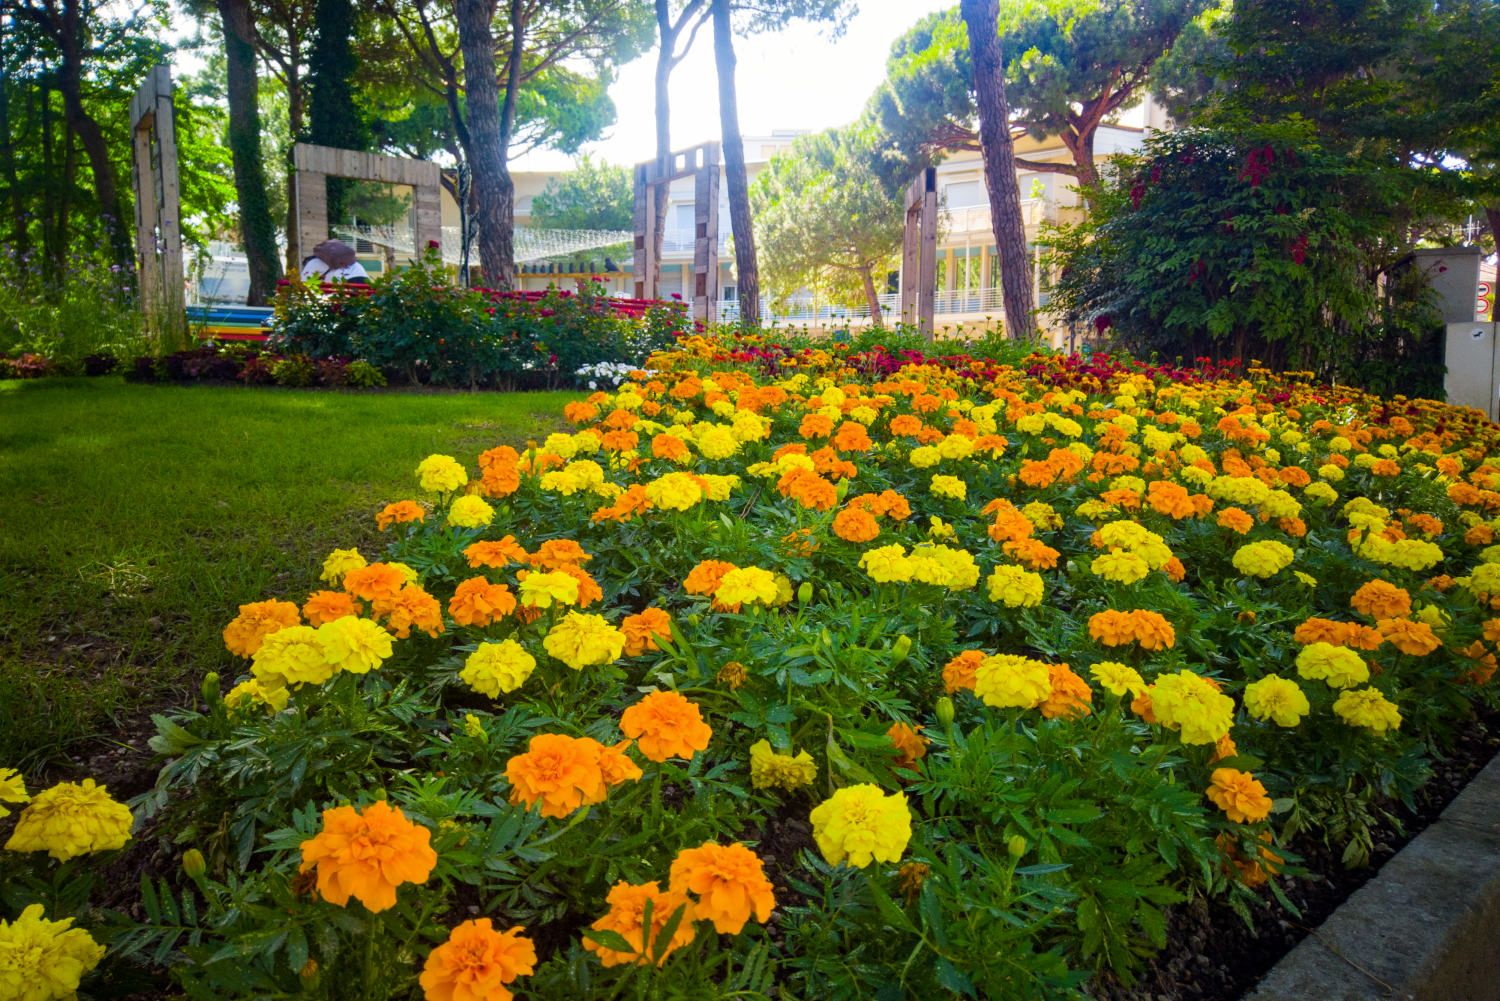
[1465,524,1495,546]
[591,484,652,524]
[1216,507,1255,534]
[942,650,983,693]
[479,462,521,498]
[584,881,696,968]
[373,585,446,639]
[1376,617,1441,656]
[223,599,301,657]
[1293,618,1350,645]
[1210,733,1238,763]
[832,507,881,543]
[1216,831,1284,889]
[651,433,692,463]
[550,565,604,607]
[832,421,872,452]
[886,722,928,770]
[343,563,409,602]
[420,919,536,1001]
[478,445,520,470]
[668,842,776,934]
[799,413,835,438]
[1147,481,1197,519]
[620,691,713,763]
[888,414,923,436]
[1130,610,1177,651]
[303,590,361,627]
[595,739,644,787]
[1131,688,1158,723]
[1088,609,1135,647]
[778,468,838,510]
[1164,556,1187,582]
[621,607,673,657]
[377,500,427,530]
[298,801,437,912]
[527,539,593,570]
[1004,537,1061,570]
[683,560,737,597]
[1205,768,1272,824]
[504,734,608,819]
[1350,580,1412,620]
[1038,663,1093,719]
[464,536,529,569]
[448,578,517,627]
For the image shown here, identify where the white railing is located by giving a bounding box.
[716,286,1008,324]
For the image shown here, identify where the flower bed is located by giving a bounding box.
[3,336,1499,999]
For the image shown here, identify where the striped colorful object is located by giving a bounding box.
[188,305,275,342]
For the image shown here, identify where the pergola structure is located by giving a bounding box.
[632,142,720,321]
[900,167,939,339]
[291,143,442,267]
[129,63,185,347]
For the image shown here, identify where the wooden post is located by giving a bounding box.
[292,143,442,267]
[692,142,721,322]
[130,63,186,350]
[900,167,938,338]
[632,142,722,321]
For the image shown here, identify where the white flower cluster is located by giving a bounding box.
[575,361,646,390]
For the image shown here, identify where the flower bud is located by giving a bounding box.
[797,581,814,605]
[688,612,701,626]
[200,671,220,705]
[1007,835,1027,858]
[891,635,912,663]
[182,848,206,879]
[820,628,834,648]
[299,958,319,986]
[835,477,851,501]
[935,696,955,728]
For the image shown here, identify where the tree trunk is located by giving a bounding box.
[860,266,884,328]
[712,0,758,325]
[284,64,305,273]
[457,0,515,288]
[219,0,280,305]
[652,0,673,296]
[961,0,1034,339]
[308,0,368,225]
[0,41,31,266]
[55,0,131,271]
[1487,206,1500,256]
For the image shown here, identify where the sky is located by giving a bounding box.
[511,0,956,172]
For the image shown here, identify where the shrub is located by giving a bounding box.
[344,359,387,388]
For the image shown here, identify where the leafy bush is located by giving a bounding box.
[0,247,148,364]
[271,355,317,388]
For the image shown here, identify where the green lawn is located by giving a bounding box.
[0,377,576,770]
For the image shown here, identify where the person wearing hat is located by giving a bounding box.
[300,239,371,284]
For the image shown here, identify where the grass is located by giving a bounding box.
[0,377,577,771]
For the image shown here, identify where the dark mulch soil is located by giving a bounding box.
[1092,705,1500,1001]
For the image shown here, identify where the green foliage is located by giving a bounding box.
[529,153,633,231]
[307,0,373,223]
[751,125,905,318]
[1047,119,1445,395]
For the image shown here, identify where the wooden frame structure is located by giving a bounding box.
[900,167,939,338]
[292,143,442,266]
[632,142,720,321]
[130,63,185,346]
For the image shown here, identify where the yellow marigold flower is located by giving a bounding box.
[419,919,536,1001]
[1295,642,1370,689]
[0,904,106,1001]
[416,454,469,494]
[620,690,712,762]
[517,571,580,609]
[668,842,776,934]
[224,679,289,714]
[1091,549,1150,584]
[643,471,705,511]
[447,494,494,529]
[584,881,696,968]
[1332,687,1402,734]
[320,548,368,586]
[251,624,333,689]
[222,599,301,658]
[973,654,1053,710]
[317,616,393,674]
[987,565,1045,607]
[748,739,817,791]
[4,779,133,861]
[461,640,537,697]
[860,543,913,584]
[714,566,780,610]
[1242,675,1310,727]
[929,474,968,500]
[543,612,626,670]
[1205,768,1273,824]
[1376,617,1442,656]
[909,445,942,468]
[298,801,437,913]
[0,768,29,819]
[1232,540,1295,579]
[697,425,740,460]
[809,784,912,868]
[1088,661,1146,698]
[1150,670,1234,745]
